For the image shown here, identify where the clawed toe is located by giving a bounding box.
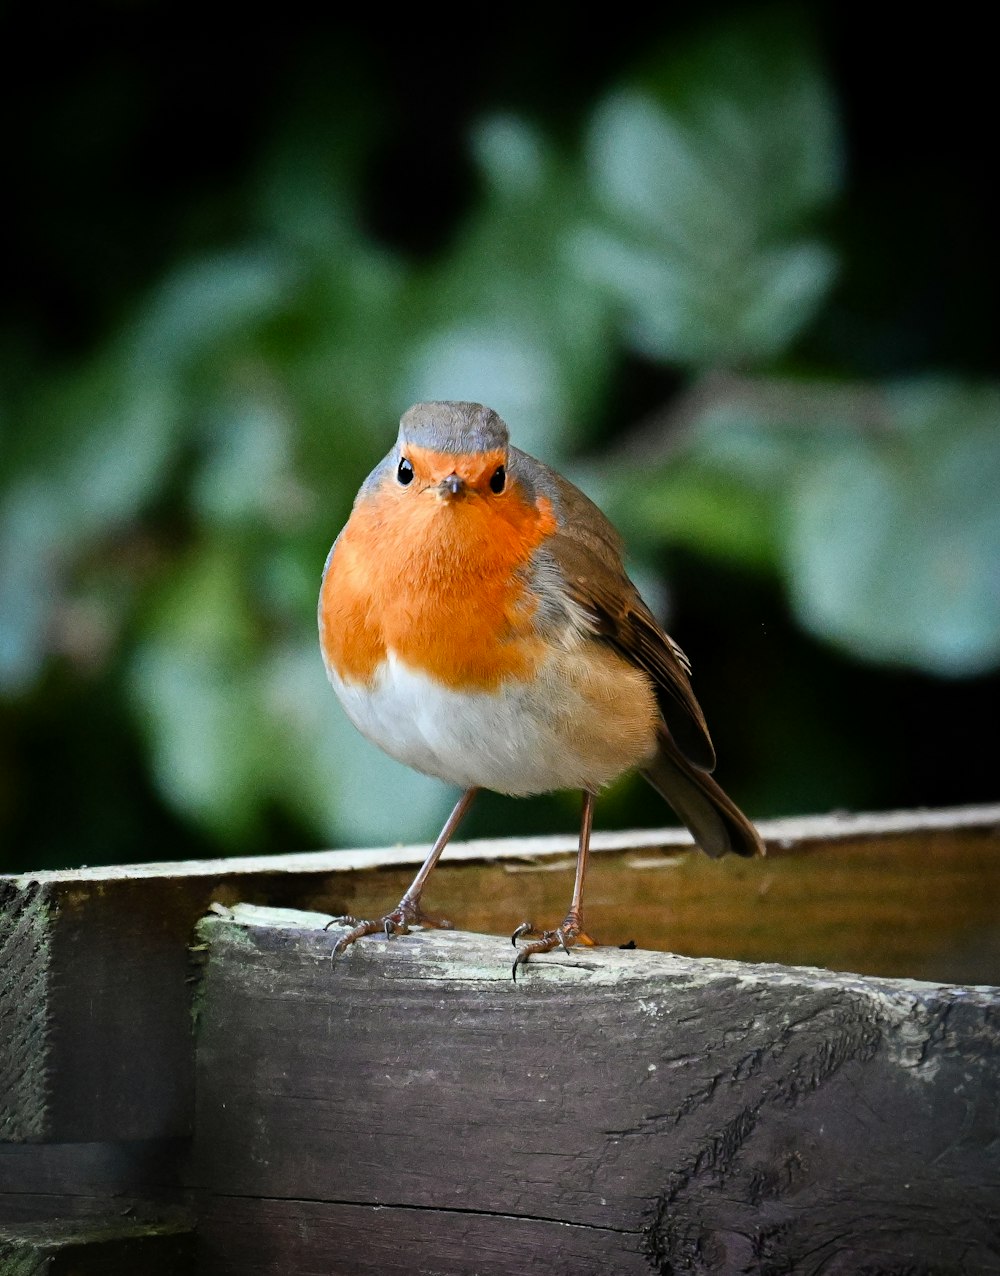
[323,915,383,954]
[510,920,537,946]
[324,901,452,955]
[510,917,596,980]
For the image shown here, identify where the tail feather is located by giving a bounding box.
[641,733,764,860]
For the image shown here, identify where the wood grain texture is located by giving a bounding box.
[0,871,355,1142]
[0,882,50,1142]
[0,1141,186,1226]
[192,909,1000,1276]
[0,877,203,1143]
[196,1198,650,1276]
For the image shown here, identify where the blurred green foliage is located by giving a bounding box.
[1,9,997,870]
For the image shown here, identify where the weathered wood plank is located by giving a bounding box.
[3,805,998,1143]
[192,908,1000,1275]
[0,1216,193,1274]
[0,869,350,1142]
[0,876,206,1142]
[0,1141,186,1225]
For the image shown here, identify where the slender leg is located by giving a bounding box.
[511,790,598,980]
[565,788,595,931]
[326,787,479,955]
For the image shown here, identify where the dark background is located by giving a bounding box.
[2,4,997,871]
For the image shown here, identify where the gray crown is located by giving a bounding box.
[398,401,510,454]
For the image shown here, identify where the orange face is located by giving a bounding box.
[320,444,558,691]
[399,443,509,497]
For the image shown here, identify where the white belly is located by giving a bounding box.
[326,648,657,796]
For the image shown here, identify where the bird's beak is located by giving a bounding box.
[437,473,465,499]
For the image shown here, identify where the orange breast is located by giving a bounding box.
[320,476,559,691]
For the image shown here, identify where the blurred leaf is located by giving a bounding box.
[609,462,780,569]
[192,399,296,529]
[786,383,1000,676]
[0,368,182,691]
[570,15,841,364]
[250,152,414,489]
[638,14,840,225]
[401,114,615,458]
[60,378,181,532]
[0,480,64,690]
[128,543,268,841]
[128,250,291,378]
[614,376,1000,677]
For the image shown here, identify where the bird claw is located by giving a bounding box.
[510,917,596,980]
[325,900,453,955]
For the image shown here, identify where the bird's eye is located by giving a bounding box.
[489,464,506,494]
[397,457,414,485]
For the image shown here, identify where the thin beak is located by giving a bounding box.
[438,473,464,498]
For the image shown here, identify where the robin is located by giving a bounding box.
[319,400,764,977]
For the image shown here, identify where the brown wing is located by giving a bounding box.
[546,531,717,771]
[513,454,716,771]
[517,455,763,859]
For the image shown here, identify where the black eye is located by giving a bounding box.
[397,457,414,485]
[489,464,506,494]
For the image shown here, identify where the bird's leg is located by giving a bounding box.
[326,787,478,954]
[512,790,598,979]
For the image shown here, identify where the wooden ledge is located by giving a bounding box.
[192,908,1000,1275]
[202,901,997,994]
[2,804,999,1145]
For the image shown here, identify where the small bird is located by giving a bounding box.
[319,401,764,977]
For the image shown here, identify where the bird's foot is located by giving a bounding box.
[325,897,453,955]
[510,916,597,980]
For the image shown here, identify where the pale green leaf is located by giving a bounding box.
[787,386,1000,675]
[574,17,841,364]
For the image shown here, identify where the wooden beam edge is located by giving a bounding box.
[0,1214,192,1244]
[0,1212,195,1267]
[0,881,53,1141]
[198,903,1000,1000]
[6,803,1000,887]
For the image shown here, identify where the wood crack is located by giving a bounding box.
[199,1189,641,1236]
